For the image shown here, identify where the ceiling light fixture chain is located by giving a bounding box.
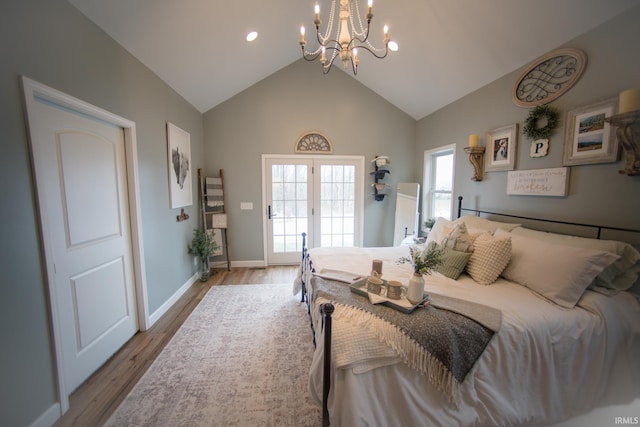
[299,0,396,75]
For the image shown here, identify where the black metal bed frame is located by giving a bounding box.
[456,196,639,239]
[303,196,640,427]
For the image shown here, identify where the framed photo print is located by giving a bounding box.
[167,122,193,209]
[486,123,518,171]
[562,97,619,166]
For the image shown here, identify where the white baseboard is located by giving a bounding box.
[147,273,198,327]
[211,260,266,269]
[29,403,60,427]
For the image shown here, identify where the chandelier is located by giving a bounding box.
[299,0,396,75]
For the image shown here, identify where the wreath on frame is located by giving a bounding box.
[523,104,559,140]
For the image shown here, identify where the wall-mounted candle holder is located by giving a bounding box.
[606,110,640,176]
[464,147,486,181]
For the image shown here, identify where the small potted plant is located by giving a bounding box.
[424,218,436,231]
[397,242,444,304]
[188,229,219,282]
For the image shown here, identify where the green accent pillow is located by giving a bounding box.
[435,246,472,280]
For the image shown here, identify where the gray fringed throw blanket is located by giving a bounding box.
[313,276,502,401]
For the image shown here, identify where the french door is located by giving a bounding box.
[263,155,364,264]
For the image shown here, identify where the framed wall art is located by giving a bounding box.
[485,124,518,172]
[512,48,587,107]
[562,97,619,166]
[507,167,569,197]
[167,122,193,209]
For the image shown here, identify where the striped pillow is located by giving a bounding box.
[435,246,472,279]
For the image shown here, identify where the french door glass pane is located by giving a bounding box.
[319,165,355,247]
[271,164,307,253]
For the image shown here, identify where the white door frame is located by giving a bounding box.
[261,154,365,265]
[22,77,150,413]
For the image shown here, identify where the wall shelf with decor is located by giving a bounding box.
[371,156,390,201]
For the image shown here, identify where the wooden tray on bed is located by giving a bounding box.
[349,278,430,314]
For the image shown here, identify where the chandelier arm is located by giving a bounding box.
[316,36,343,49]
[352,44,389,60]
[347,23,371,47]
[323,55,339,74]
[302,45,341,60]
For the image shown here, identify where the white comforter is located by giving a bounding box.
[301,246,640,427]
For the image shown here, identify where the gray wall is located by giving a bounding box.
[203,59,417,254]
[0,1,204,425]
[417,5,640,231]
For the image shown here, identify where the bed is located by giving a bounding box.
[294,197,640,427]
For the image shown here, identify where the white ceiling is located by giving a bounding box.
[68,0,640,120]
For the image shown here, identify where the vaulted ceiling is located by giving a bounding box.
[68,0,640,120]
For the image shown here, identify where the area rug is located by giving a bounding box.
[104,284,322,427]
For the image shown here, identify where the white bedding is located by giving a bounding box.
[299,246,640,426]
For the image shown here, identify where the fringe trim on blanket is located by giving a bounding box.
[316,297,460,403]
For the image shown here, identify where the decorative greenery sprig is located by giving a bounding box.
[397,243,444,275]
[523,104,559,140]
[187,229,219,260]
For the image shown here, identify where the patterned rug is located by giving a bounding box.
[104,284,322,427]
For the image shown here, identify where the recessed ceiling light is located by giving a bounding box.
[246,31,258,42]
[388,41,399,52]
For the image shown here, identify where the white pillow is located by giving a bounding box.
[495,229,621,308]
[425,217,451,247]
[511,227,640,295]
[466,232,512,286]
[454,215,521,233]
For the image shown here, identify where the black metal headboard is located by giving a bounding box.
[456,196,640,242]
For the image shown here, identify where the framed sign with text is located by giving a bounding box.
[507,167,569,197]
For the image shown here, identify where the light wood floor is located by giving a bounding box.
[53,266,299,427]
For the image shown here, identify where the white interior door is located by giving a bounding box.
[25,83,139,396]
[263,155,363,264]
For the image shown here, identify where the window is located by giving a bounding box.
[423,144,455,227]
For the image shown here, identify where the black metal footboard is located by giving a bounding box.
[320,303,334,427]
[301,232,307,303]
[299,231,333,426]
